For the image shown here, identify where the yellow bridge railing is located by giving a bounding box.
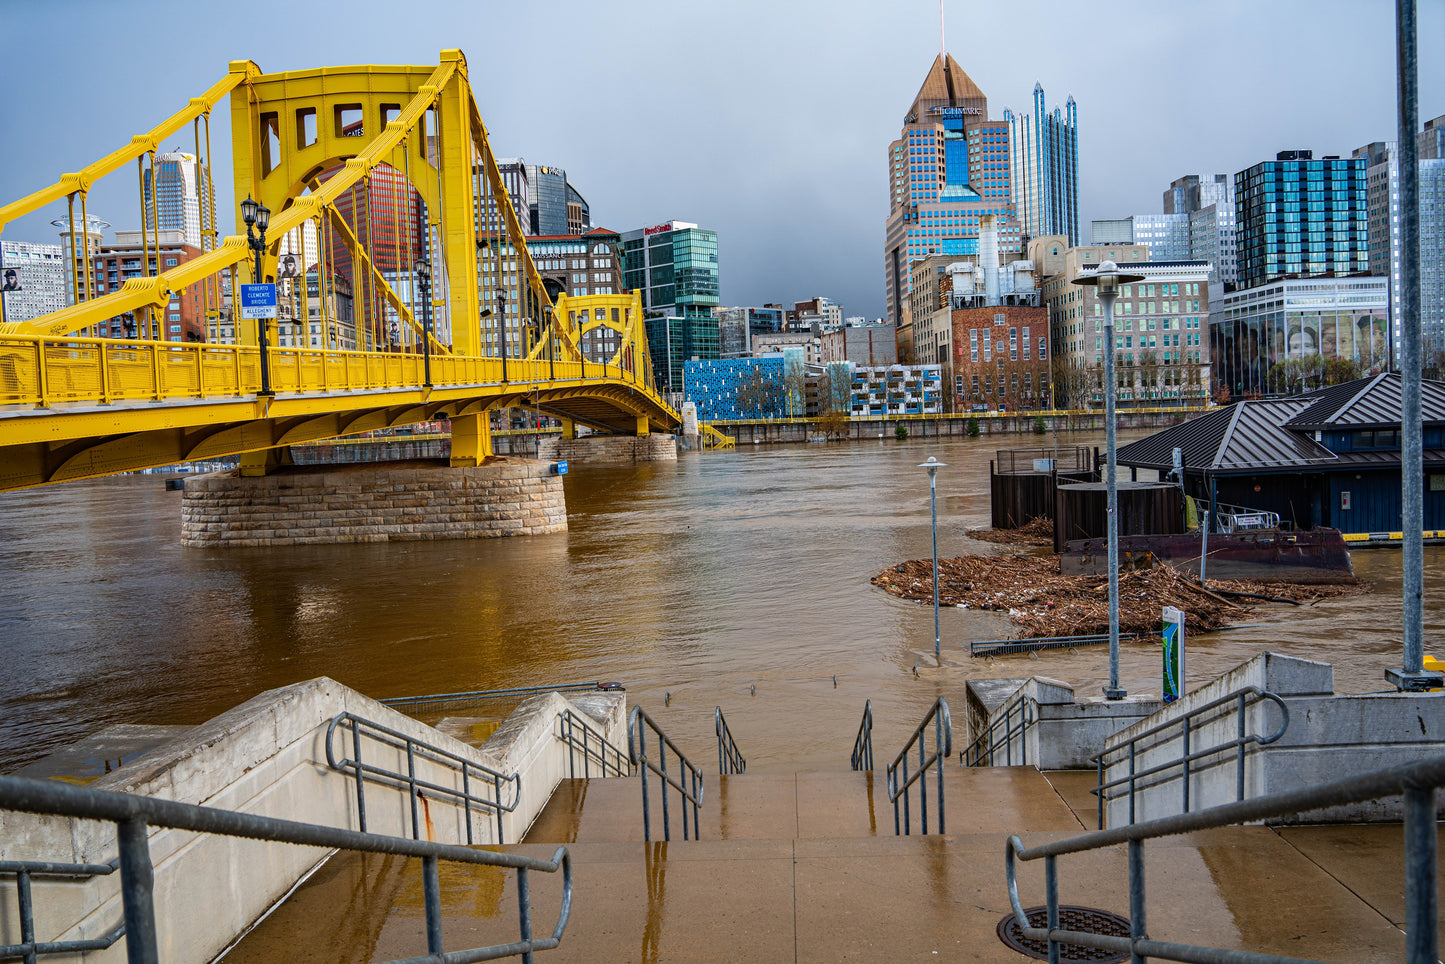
[0,333,650,409]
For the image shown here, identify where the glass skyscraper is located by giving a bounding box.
[1005,84,1079,247]
[143,152,214,250]
[620,220,720,393]
[1234,150,1369,291]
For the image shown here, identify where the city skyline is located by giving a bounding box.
[0,0,1441,321]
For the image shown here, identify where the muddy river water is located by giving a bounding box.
[1,431,1440,773]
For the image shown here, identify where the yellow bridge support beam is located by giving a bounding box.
[449,413,493,467]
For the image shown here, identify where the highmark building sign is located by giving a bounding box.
[929,106,981,117]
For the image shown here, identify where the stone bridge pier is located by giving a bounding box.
[181,415,567,548]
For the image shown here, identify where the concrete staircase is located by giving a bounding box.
[221,762,1427,963]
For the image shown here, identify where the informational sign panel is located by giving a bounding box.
[1162,606,1185,703]
[239,283,278,320]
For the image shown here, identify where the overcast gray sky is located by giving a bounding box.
[2,0,1441,320]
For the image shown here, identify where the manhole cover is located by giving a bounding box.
[996,905,1131,962]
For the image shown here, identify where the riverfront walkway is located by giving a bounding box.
[227,766,1434,962]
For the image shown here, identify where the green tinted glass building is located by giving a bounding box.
[621,220,719,393]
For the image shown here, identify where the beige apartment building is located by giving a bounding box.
[1035,239,1212,408]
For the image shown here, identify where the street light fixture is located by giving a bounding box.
[917,455,947,663]
[1073,259,1145,700]
[240,194,273,396]
[416,258,433,388]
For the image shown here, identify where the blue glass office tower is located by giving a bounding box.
[1234,150,1369,291]
[1004,85,1079,247]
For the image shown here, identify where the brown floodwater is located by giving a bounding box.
[1,431,1440,774]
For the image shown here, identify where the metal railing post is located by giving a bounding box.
[1236,693,1247,802]
[518,866,534,964]
[422,855,444,956]
[461,767,473,845]
[1128,743,1136,824]
[352,721,367,832]
[1045,856,1060,964]
[407,740,420,839]
[1128,838,1146,964]
[660,740,672,842]
[1097,756,1105,830]
[638,725,652,842]
[1404,783,1438,964]
[1182,717,1191,814]
[117,818,159,964]
[935,712,946,835]
[16,869,35,964]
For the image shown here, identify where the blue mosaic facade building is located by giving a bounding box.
[684,357,785,420]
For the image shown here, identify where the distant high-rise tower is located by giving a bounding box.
[883,54,1025,329]
[143,151,213,250]
[1005,85,1079,246]
[1234,150,1368,291]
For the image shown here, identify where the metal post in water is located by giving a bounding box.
[1402,783,1438,964]
[918,457,947,662]
[1387,0,1441,692]
[1199,511,1210,582]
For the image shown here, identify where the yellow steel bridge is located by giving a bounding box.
[0,51,678,492]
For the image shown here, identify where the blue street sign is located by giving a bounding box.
[240,283,278,319]
[553,461,568,475]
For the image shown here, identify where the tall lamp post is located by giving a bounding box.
[918,456,947,663]
[1073,260,1144,700]
[240,195,273,397]
[416,258,433,388]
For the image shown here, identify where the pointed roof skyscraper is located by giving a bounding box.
[905,53,987,125]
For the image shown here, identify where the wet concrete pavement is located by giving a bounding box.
[224,767,1435,962]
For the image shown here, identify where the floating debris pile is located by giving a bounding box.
[966,516,1054,547]
[871,554,1369,639]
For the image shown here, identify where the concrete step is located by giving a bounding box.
[224,825,1425,963]
[524,766,1084,844]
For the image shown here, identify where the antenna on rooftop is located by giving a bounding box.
[939,0,946,60]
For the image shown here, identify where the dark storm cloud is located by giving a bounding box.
[1,0,1439,320]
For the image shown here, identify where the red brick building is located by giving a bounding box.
[952,304,1050,411]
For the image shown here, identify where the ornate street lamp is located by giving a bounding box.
[416,258,433,388]
[917,455,947,663]
[240,195,273,397]
[1073,259,1144,700]
[543,304,555,383]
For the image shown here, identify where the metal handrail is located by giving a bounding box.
[1090,686,1289,829]
[0,858,124,960]
[555,709,629,779]
[382,682,623,718]
[715,707,746,775]
[885,698,952,835]
[325,712,521,845]
[850,699,873,771]
[0,774,572,964]
[1007,752,1445,964]
[962,691,1036,767]
[626,706,704,842]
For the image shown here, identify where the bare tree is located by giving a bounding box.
[734,367,784,418]
[813,368,853,439]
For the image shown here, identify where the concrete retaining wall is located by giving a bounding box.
[965,677,1159,771]
[536,434,676,464]
[0,678,627,963]
[1101,653,1445,827]
[179,458,565,547]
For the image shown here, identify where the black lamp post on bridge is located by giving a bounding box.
[240,195,273,397]
[416,258,433,388]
